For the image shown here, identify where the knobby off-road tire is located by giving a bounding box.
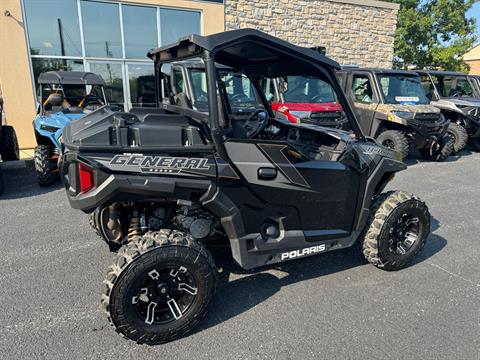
[0,125,19,161]
[34,145,58,186]
[446,122,468,154]
[102,229,217,345]
[419,134,454,162]
[468,137,480,152]
[376,130,410,160]
[360,191,430,271]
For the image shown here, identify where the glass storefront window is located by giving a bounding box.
[160,9,201,46]
[88,62,124,108]
[123,5,157,59]
[127,64,155,108]
[31,58,84,89]
[24,0,82,56]
[81,1,122,58]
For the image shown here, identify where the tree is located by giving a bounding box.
[386,0,477,71]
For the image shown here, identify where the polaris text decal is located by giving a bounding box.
[281,244,326,261]
[110,154,210,174]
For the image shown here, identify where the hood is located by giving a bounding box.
[438,97,480,107]
[376,103,440,114]
[273,102,343,112]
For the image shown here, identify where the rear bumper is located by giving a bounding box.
[59,152,213,212]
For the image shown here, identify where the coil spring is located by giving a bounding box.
[128,216,142,241]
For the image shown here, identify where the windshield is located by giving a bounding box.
[432,75,474,98]
[378,74,429,105]
[282,75,336,103]
[40,84,104,107]
[190,68,261,112]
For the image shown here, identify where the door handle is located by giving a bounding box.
[258,167,277,180]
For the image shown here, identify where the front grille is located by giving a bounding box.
[415,113,441,123]
[307,111,345,128]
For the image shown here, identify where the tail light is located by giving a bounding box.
[78,163,95,193]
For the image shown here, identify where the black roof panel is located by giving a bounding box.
[37,71,105,85]
[147,29,340,77]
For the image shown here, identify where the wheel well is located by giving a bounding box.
[375,121,408,138]
[34,131,53,146]
[374,171,395,198]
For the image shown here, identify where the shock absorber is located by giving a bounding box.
[128,210,142,241]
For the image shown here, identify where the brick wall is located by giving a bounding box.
[224,0,399,68]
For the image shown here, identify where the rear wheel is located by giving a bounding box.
[419,135,453,161]
[102,229,217,345]
[446,122,468,154]
[34,145,58,186]
[0,125,19,161]
[376,130,410,160]
[468,137,480,152]
[360,191,430,271]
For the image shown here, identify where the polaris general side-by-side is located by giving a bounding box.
[59,30,431,344]
[338,68,453,161]
[33,71,108,186]
[417,70,480,153]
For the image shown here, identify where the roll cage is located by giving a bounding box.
[147,29,365,158]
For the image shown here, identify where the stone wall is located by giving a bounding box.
[224,0,399,68]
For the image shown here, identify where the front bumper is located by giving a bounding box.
[407,115,450,147]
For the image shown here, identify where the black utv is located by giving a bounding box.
[0,96,20,195]
[60,29,431,345]
[417,70,480,153]
[337,68,453,161]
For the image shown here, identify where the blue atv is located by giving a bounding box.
[33,71,107,186]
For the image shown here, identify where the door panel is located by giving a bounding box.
[224,140,361,238]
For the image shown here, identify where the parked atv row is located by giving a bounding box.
[58,29,432,345]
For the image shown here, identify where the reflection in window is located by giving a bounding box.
[32,58,84,90]
[89,63,124,107]
[24,0,82,56]
[123,5,157,59]
[160,9,201,46]
[128,64,155,107]
[81,1,122,58]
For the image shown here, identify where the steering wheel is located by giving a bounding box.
[311,95,326,102]
[244,109,269,138]
[80,95,104,108]
[231,93,250,103]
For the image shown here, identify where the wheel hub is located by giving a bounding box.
[131,266,198,325]
[388,214,420,256]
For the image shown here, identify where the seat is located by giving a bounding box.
[44,93,64,112]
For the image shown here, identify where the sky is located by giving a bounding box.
[467,1,480,41]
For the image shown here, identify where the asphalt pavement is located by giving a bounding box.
[0,153,479,360]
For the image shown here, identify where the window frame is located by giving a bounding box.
[22,0,204,111]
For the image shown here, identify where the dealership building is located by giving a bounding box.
[0,0,399,151]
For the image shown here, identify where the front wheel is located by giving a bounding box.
[102,229,217,345]
[446,122,468,154]
[0,125,19,161]
[376,130,410,160]
[34,145,58,186]
[419,135,454,161]
[360,191,430,271]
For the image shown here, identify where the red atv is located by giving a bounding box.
[265,75,348,129]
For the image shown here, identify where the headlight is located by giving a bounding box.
[390,111,415,120]
[40,124,60,133]
[289,110,311,120]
